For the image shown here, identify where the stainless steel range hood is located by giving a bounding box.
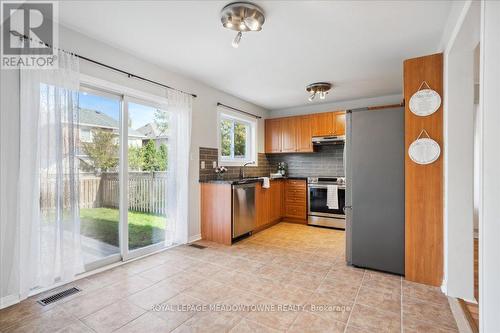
[312,135,346,145]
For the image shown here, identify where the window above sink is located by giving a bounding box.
[218,105,257,166]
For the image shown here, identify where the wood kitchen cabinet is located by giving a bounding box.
[265,111,344,154]
[256,182,270,227]
[284,179,307,222]
[311,111,346,137]
[296,116,313,152]
[201,178,307,245]
[265,118,282,153]
[281,117,298,153]
[311,112,335,137]
[269,180,285,221]
[200,183,233,245]
[256,180,284,228]
[334,112,346,136]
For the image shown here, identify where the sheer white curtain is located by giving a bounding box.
[19,51,83,298]
[165,89,192,245]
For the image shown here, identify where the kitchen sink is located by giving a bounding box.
[234,177,260,184]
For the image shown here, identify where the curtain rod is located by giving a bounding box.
[9,30,197,98]
[217,102,262,119]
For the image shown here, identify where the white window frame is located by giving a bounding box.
[217,107,257,166]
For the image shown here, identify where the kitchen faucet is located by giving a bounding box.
[239,161,255,179]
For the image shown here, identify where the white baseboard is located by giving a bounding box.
[448,297,474,333]
[188,234,201,243]
[441,279,448,294]
[0,294,20,309]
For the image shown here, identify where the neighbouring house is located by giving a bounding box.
[136,122,169,148]
[77,108,146,170]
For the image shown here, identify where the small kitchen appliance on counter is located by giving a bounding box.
[307,177,346,229]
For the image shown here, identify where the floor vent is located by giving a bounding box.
[189,244,207,249]
[37,287,81,306]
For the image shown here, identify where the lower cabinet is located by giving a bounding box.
[256,179,284,228]
[256,179,307,227]
[256,182,270,227]
[200,183,233,245]
[270,180,284,222]
[284,179,307,222]
[201,179,308,245]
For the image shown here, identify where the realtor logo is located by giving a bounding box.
[1,1,58,69]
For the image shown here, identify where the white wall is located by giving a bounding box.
[0,24,269,305]
[480,0,500,330]
[442,0,479,301]
[268,94,402,118]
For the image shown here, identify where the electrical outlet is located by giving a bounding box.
[213,161,217,168]
[201,161,205,169]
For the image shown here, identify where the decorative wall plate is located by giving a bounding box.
[409,81,441,116]
[408,137,441,165]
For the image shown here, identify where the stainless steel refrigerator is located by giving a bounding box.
[345,106,405,275]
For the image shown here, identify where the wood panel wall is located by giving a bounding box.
[404,53,444,286]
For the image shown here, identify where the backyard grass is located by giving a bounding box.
[80,207,166,249]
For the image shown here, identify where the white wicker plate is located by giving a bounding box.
[408,138,441,165]
[409,89,441,116]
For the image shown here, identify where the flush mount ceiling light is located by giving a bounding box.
[221,2,265,48]
[306,82,333,102]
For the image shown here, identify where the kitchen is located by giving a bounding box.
[200,104,405,275]
[2,1,494,332]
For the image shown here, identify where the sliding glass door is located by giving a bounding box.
[77,87,122,269]
[71,86,171,269]
[124,99,169,259]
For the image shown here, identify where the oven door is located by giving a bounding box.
[308,184,346,218]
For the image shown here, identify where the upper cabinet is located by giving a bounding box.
[265,118,282,153]
[334,112,346,136]
[297,115,313,152]
[265,111,345,154]
[311,112,335,137]
[281,117,298,153]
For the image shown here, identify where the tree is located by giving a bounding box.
[82,130,118,171]
[234,122,247,157]
[128,146,144,171]
[157,143,168,171]
[142,140,159,171]
[154,109,169,136]
[220,119,232,157]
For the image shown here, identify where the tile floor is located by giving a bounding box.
[0,222,458,333]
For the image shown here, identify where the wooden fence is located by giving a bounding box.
[40,172,168,215]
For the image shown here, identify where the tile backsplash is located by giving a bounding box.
[267,144,345,177]
[199,147,272,181]
[199,144,344,181]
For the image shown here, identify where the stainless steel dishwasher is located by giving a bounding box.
[232,182,256,238]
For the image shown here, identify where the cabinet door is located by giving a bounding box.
[334,112,346,136]
[278,180,285,218]
[255,183,270,227]
[284,179,307,221]
[311,112,335,137]
[265,119,282,153]
[269,180,283,222]
[297,116,313,152]
[281,117,297,153]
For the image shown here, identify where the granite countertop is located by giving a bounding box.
[199,176,307,184]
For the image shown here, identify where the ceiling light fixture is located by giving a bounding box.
[306,82,332,102]
[221,2,265,48]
